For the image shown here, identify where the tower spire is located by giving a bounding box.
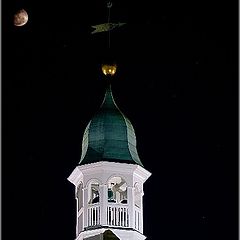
[67,3,151,239]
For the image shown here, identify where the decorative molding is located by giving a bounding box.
[68,167,83,186]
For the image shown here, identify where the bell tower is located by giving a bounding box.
[68,2,151,239]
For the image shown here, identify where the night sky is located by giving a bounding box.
[3,0,238,240]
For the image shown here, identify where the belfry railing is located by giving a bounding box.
[87,203,140,230]
[107,203,129,227]
[87,204,100,226]
[134,206,141,231]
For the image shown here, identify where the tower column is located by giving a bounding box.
[99,184,108,226]
[127,187,134,229]
[83,187,88,229]
[140,192,144,233]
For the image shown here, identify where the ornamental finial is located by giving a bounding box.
[101,63,117,76]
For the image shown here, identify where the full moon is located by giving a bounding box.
[14,9,28,26]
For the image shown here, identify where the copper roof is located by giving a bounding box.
[79,84,143,166]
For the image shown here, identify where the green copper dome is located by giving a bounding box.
[79,84,143,166]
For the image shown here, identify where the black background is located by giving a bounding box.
[2,0,238,240]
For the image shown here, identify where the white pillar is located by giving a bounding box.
[83,188,88,229]
[75,188,78,237]
[127,187,134,228]
[100,184,108,226]
[140,192,144,233]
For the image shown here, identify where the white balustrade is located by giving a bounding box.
[134,206,141,231]
[87,205,100,227]
[107,204,129,227]
[87,203,138,230]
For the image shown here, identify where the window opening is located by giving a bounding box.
[108,176,127,204]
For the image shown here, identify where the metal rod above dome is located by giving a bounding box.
[90,1,126,49]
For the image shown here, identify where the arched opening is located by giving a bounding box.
[107,176,127,204]
[134,182,142,231]
[87,180,101,227]
[134,183,141,208]
[88,180,100,204]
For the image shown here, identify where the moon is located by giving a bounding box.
[14,9,28,27]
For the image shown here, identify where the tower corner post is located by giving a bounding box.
[99,184,108,225]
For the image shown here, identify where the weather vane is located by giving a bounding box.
[91,1,126,49]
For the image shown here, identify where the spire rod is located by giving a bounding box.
[90,2,126,47]
[90,1,126,74]
[107,1,112,49]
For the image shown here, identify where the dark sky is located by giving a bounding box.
[3,0,238,240]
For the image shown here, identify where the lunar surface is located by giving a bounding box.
[14,9,28,26]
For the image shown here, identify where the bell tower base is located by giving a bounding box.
[78,228,146,240]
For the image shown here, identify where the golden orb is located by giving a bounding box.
[101,64,117,76]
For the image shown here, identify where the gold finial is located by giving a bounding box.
[101,64,117,76]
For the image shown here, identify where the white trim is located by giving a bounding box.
[68,161,151,184]
[77,207,84,217]
[106,174,130,186]
[77,227,146,240]
[67,167,83,186]
[85,178,102,187]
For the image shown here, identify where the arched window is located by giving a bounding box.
[107,176,127,204]
[134,183,141,208]
[88,180,100,204]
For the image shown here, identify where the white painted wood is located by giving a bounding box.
[68,161,151,240]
